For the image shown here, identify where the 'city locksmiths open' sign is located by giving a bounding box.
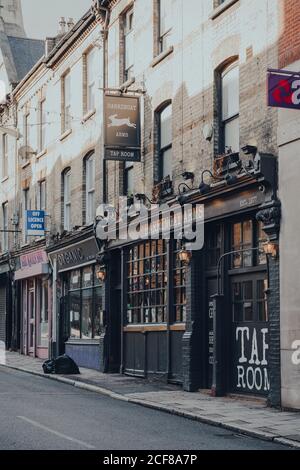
[104,95,141,162]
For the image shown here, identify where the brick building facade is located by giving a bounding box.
[0,0,298,409]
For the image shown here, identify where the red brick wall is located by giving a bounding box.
[279,0,300,67]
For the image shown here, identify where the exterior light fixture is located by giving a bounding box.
[178,249,192,266]
[225,174,238,186]
[199,170,214,195]
[96,266,107,282]
[263,241,279,259]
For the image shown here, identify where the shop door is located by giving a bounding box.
[28,285,35,356]
[231,273,269,396]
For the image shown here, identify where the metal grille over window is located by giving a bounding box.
[127,241,167,324]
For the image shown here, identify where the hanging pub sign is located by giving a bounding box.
[268,69,300,110]
[104,94,141,162]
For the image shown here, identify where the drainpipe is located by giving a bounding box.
[98,5,110,204]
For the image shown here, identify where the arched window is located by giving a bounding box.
[221,61,239,153]
[62,168,71,231]
[83,152,95,225]
[157,102,172,181]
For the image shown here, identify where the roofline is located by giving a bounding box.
[11,7,103,98]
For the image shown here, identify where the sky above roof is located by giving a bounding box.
[21,0,91,39]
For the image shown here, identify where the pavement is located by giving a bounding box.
[0,366,288,450]
[2,351,300,449]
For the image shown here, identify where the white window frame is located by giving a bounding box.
[2,202,8,252]
[39,99,46,152]
[2,133,8,178]
[37,180,46,212]
[86,48,96,112]
[159,0,172,53]
[124,8,134,82]
[63,72,71,131]
[221,61,240,154]
[85,154,95,225]
[63,170,71,231]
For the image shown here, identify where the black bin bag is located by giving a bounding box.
[42,354,80,375]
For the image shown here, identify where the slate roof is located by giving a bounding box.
[7,36,44,82]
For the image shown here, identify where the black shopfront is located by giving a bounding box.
[97,153,281,404]
[48,234,105,371]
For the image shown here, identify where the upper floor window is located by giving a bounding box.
[84,152,95,225]
[39,99,46,152]
[2,202,8,252]
[124,161,134,197]
[123,8,134,82]
[158,103,172,181]
[62,72,71,132]
[221,61,239,154]
[24,111,31,154]
[1,133,8,178]
[23,188,30,243]
[159,0,172,53]
[37,180,46,212]
[63,169,71,231]
[86,48,97,113]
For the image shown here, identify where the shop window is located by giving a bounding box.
[232,277,268,323]
[68,266,103,340]
[232,220,267,269]
[127,240,167,324]
[232,220,253,268]
[173,241,187,323]
[205,224,222,268]
[37,279,49,348]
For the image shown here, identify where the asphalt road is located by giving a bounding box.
[0,366,289,450]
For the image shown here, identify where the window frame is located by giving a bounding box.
[62,71,72,132]
[123,7,134,82]
[2,201,8,252]
[84,152,95,225]
[158,0,172,54]
[219,60,240,154]
[157,102,173,182]
[63,169,71,232]
[86,48,96,113]
[1,133,8,178]
[37,179,46,212]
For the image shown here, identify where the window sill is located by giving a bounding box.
[151,46,174,68]
[66,339,100,345]
[21,161,30,169]
[1,176,9,183]
[59,128,72,142]
[36,149,47,160]
[120,76,135,90]
[81,108,96,123]
[210,0,240,20]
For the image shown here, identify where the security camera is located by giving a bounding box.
[259,184,266,193]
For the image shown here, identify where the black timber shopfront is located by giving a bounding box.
[97,153,281,405]
[48,231,104,370]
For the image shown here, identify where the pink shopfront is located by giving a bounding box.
[15,249,51,359]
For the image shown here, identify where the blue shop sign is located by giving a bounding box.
[26,210,45,236]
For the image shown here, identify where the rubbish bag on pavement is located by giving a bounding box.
[42,355,80,375]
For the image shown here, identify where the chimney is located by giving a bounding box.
[59,17,66,35]
[67,18,75,31]
[45,37,56,57]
